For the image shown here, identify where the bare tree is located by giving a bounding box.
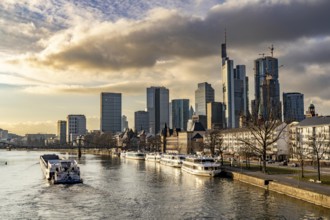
[239,113,287,173]
[307,131,330,181]
[204,129,225,164]
[291,130,306,178]
[239,143,256,168]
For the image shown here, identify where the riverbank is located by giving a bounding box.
[224,167,330,209]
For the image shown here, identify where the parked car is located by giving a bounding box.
[289,162,299,167]
[279,160,288,166]
[267,160,275,164]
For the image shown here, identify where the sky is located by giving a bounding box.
[1,0,330,136]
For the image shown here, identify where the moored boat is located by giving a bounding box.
[182,157,221,177]
[145,152,162,162]
[40,154,83,184]
[160,154,186,168]
[125,151,146,160]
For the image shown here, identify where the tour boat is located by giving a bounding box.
[125,151,146,160]
[145,152,162,163]
[40,154,83,184]
[160,154,186,168]
[182,157,221,177]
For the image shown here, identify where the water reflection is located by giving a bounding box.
[0,150,329,220]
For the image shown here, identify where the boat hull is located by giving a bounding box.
[182,165,221,177]
[40,154,83,184]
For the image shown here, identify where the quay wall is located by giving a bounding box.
[227,171,330,209]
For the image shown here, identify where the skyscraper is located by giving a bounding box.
[195,82,214,116]
[122,115,128,131]
[221,39,249,128]
[67,114,86,143]
[135,111,149,132]
[172,99,190,131]
[283,92,304,123]
[251,55,281,121]
[147,86,169,135]
[57,120,67,145]
[207,102,225,129]
[100,92,122,133]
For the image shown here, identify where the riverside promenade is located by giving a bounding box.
[224,165,330,208]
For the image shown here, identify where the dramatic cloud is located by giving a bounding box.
[1,0,330,134]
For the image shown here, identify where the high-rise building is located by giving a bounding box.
[195,82,214,116]
[57,120,67,145]
[147,86,169,135]
[283,92,304,123]
[67,114,86,143]
[172,99,190,131]
[100,92,122,133]
[135,111,149,132]
[207,102,226,129]
[221,39,249,128]
[251,53,281,121]
[122,115,128,131]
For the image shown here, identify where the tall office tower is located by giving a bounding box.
[135,111,149,132]
[122,115,128,131]
[221,39,249,128]
[207,102,226,130]
[189,106,194,119]
[251,48,281,121]
[57,120,67,145]
[100,92,122,133]
[195,82,215,116]
[283,92,304,123]
[172,99,190,131]
[169,102,172,129]
[67,114,86,143]
[147,86,169,135]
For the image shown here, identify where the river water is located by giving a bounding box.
[0,150,329,220]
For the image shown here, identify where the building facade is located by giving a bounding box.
[100,92,122,133]
[172,99,190,131]
[221,41,248,128]
[283,92,304,123]
[290,117,330,162]
[67,114,86,143]
[134,111,149,133]
[57,120,67,145]
[195,82,214,116]
[207,102,225,130]
[147,87,169,135]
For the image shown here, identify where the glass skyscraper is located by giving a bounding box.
[221,40,248,128]
[100,92,122,133]
[195,82,214,116]
[172,99,190,131]
[251,56,281,121]
[134,111,149,132]
[283,92,304,123]
[147,87,169,135]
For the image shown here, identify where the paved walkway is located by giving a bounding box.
[225,166,330,196]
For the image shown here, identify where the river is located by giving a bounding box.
[0,150,329,219]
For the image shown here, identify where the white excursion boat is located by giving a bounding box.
[145,152,162,162]
[40,154,83,184]
[182,157,222,177]
[125,151,146,160]
[160,154,186,168]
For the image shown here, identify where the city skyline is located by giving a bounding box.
[1,0,330,135]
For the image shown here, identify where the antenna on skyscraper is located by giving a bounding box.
[269,44,274,57]
[224,28,227,44]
